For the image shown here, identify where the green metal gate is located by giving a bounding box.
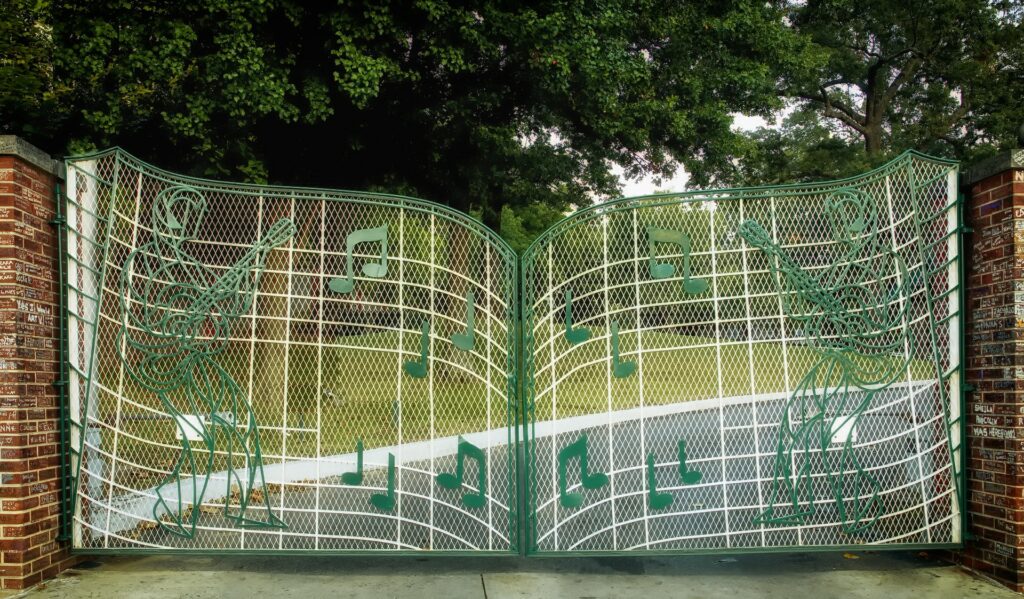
[61,148,963,555]
[520,151,963,554]
[63,148,519,553]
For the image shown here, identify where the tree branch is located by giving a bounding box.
[795,91,868,135]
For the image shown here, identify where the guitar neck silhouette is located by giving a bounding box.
[181,217,296,327]
[738,219,844,315]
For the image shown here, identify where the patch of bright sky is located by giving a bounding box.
[614,112,780,197]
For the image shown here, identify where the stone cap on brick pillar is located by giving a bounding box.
[963,148,1024,186]
[0,135,65,180]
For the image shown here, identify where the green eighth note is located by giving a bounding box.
[611,321,636,379]
[328,225,389,294]
[403,320,430,379]
[451,290,476,351]
[647,454,673,510]
[647,226,709,296]
[369,453,397,512]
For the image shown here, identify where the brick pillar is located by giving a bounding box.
[0,136,76,590]
[962,149,1024,591]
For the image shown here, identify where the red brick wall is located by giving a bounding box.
[961,165,1024,591]
[0,151,76,590]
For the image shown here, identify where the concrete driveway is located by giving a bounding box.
[3,551,1014,599]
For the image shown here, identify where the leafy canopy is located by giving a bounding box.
[695,0,1024,187]
[3,0,797,244]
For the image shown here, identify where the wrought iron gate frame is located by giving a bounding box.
[56,148,966,557]
[518,150,966,556]
[59,147,521,556]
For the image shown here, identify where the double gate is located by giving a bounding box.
[61,149,963,554]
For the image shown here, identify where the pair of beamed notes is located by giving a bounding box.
[340,433,700,513]
[558,434,703,510]
[341,437,486,512]
[322,225,476,379]
[323,224,707,379]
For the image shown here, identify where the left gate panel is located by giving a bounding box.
[63,149,519,553]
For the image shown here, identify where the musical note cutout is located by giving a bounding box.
[677,439,702,485]
[436,437,487,509]
[341,438,364,485]
[328,225,388,294]
[564,289,591,345]
[451,290,476,351]
[647,453,673,510]
[369,452,396,511]
[558,434,608,509]
[611,321,636,379]
[646,226,709,295]
[403,320,429,378]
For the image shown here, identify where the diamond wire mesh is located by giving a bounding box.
[64,149,519,552]
[521,152,962,553]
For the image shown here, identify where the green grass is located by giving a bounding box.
[92,327,934,490]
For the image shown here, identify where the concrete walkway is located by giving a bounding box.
[3,551,1015,599]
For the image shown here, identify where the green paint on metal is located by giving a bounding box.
[646,226,708,295]
[738,188,913,534]
[62,147,958,556]
[436,437,487,509]
[369,453,397,512]
[341,439,364,485]
[117,185,293,537]
[451,290,476,351]
[403,320,430,378]
[610,321,636,379]
[327,224,389,294]
[646,454,672,510]
[557,434,608,509]
[676,440,701,485]
[563,289,590,345]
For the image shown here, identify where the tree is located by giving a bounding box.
[1,1,801,245]
[691,0,1024,187]
[0,0,58,142]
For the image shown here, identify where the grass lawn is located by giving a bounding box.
[92,327,935,489]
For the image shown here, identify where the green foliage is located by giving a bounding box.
[0,0,58,140]
[694,0,1024,187]
[4,0,795,248]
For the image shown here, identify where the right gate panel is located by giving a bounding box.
[520,152,963,554]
